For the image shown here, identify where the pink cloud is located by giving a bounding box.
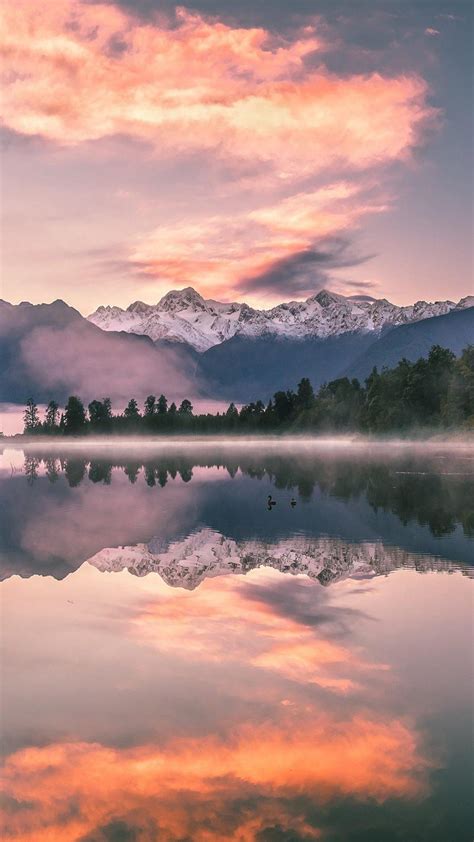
[131,571,388,693]
[127,182,387,299]
[0,0,440,304]
[1,1,436,175]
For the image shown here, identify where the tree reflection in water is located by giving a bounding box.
[21,449,474,538]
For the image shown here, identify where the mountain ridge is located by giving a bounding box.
[88,287,474,352]
[1,295,473,406]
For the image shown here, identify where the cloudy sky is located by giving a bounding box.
[1,0,472,312]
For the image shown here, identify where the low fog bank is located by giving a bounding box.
[0,300,201,405]
[6,433,474,453]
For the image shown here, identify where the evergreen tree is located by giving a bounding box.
[102,398,113,429]
[88,398,113,433]
[144,395,156,416]
[178,399,193,416]
[157,394,168,414]
[45,400,59,431]
[363,368,383,431]
[23,398,40,434]
[273,390,295,423]
[89,400,104,429]
[124,399,140,419]
[261,399,275,428]
[443,345,474,426]
[64,396,86,435]
[123,398,140,432]
[225,402,239,428]
[296,377,315,411]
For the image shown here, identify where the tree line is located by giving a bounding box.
[23,344,474,436]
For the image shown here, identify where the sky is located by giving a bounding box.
[1,0,473,313]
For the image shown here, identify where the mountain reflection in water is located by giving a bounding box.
[0,444,473,841]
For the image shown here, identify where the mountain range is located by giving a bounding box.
[1,289,473,405]
[88,287,473,352]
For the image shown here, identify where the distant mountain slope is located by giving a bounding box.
[345,306,474,381]
[88,287,472,352]
[198,331,378,402]
[0,299,197,404]
[197,307,474,402]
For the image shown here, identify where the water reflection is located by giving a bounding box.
[1,446,472,584]
[18,448,474,538]
[1,444,473,841]
[1,718,430,841]
[89,528,469,589]
[1,566,472,841]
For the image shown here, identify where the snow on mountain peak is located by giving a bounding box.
[127,300,152,315]
[457,295,474,309]
[158,287,206,310]
[311,289,347,308]
[87,287,472,352]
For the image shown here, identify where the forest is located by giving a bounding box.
[22,344,474,436]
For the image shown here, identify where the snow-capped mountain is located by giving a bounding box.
[88,288,473,352]
[87,528,465,590]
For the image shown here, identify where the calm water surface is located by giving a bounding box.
[1,441,473,842]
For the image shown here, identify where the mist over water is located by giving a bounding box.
[1,441,473,841]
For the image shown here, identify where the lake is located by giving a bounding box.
[1,439,473,842]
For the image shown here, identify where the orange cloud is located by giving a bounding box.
[0,0,439,302]
[128,182,386,298]
[1,0,435,176]
[1,713,431,841]
[132,571,387,692]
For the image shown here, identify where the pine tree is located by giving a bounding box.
[24,398,40,434]
[64,396,86,435]
[157,394,168,414]
[296,377,315,411]
[225,403,239,427]
[178,399,193,416]
[124,399,140,419]
[144,395,156,416]
[45,400,59,431]
[103,398,113,428]
[88,400,104,428]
